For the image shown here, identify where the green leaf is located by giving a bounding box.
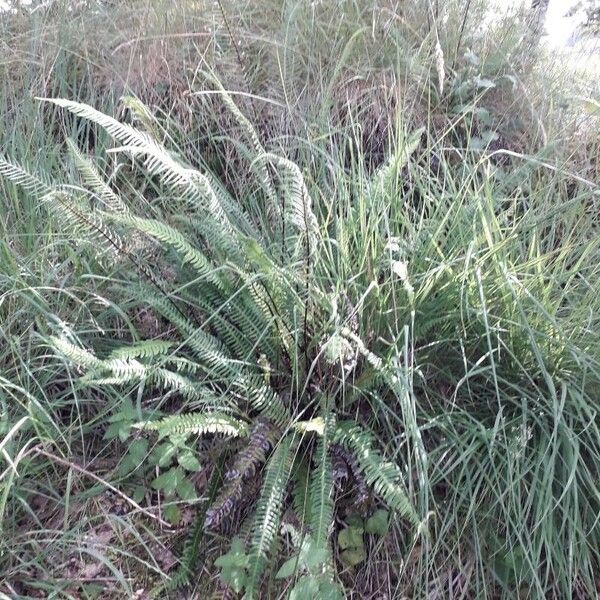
[215,553,250,569]
[151,467,181,495]
[365,509,390,536]
[107,399,137,422]
[104,421,132,441]
[178,450,201,472]
[176,477,197,501]
[275,556,300,579]
[215,538,249,594]
[154,442,178,467]
[340,546,366,566]
[317,578,344,600]
[289,575,319,600]
[219,565,247,594]
[128,438,148,462]
[345,514,364,528]
[338,526,363,550]
[132,485,145,504]
[164,504,181,525]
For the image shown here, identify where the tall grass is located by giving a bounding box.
[1,0,599,598]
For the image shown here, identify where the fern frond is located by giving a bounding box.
[292,458,312,527]
[203,74,280,221]
[264,152,318,242]
[66,138,128,214]
[0,155,52,195]
[370,126,424,195]
[120,95,162,139]
[52,337,207,401]
[110,213,223,288]
[109,340,173,360]
[39,98,233,232]
[138,412,248,439]
[141,292,239,381]
[333,421,419,526]
[236,375,290,427]
[246,435,294,596]
[43,190,124,258]
[308,422,334,551]
[204,478,243,531]
[224,418,276,482]
[50,336,103,370]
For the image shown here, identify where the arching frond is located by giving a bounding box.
[66,138,128,214]
[137,412,248,439]
[110,213,224,288]
[246,435,294,596]
[265,152,319,243]
[308,419,334,551]
[203,74,280,221]
[39,98,233,232]
[0,155,52,195]
[334,421,419,526]
[109,340,174,360]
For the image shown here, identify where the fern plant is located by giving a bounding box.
[0,88,423,598]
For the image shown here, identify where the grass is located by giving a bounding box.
[1,0,599,598]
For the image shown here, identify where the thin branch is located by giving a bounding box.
[33,446,173,528]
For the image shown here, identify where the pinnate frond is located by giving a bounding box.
[334,421,419,526]
[66,138,128,214]
[246,435,294,595]
[138,412,248,439]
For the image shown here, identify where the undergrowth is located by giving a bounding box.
[1,1,599,599]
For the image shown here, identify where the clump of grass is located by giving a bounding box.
[1,0,599,598]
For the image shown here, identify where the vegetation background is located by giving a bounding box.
[0,0,599,598]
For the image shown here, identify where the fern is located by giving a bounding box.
[52,337,206,401]
[308,417,334,553]
[203,74,280,221]
[39,98,234,232]
[66,138,129,214]
[334,421,419,526]
[246,435,294,596]
[0,155,53,195]
[110,213,224,288]
[138,412,248,439]
[1,97,431,597]
[109,341,173,360]
[264,152,319,249]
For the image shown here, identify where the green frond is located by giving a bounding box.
[246,435,294,596]
[308,422,334,551]
[340,327,383,370]
[41,190,123,258]
[138,412,248,439]
[110,213,223,288]
[265,152,319,242]
[150,368,207,401]
[333,421,419,526]
[236,375,290,427]
[178,287,273,364]
[109,341,174,360]
[0,155,52,195]
[370,126,424,195]
[292,458,312,527]
[120,95,162,139]
[39,98,233,231]
[204,74,280,220]
[66,138,129,214]
[50,336,103,370]
[141,292,240,381]
[52,337,206,401]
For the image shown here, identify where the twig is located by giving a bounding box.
[33,446,173,528]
